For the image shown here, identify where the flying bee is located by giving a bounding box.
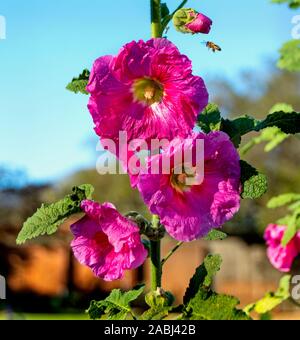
[203,41,222,53]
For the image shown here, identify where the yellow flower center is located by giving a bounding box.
[170,165,198,193]
[132,78,164,106]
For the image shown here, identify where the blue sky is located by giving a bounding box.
[0,0,294,182]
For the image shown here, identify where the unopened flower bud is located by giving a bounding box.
[173,8,212,34]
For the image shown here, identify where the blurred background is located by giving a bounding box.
[0,0,300,320]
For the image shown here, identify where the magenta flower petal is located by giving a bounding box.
[137,131,241,242]
[87,38,209,143]
[264,224,299,273]
[71,200,148,281]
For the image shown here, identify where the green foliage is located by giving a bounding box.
[241,104,294,155]
[88,285,145,320]
[161,3,170,19]
[221,111,300,147]
[220,115,257,147]
[278,40,300,72]
[240,161,268,199]
[140,289,173,320]
[183,289,250,320]
[183,255,222,305]
[256,111,300,133]
[241,127,288,155]
[272,0,300,10]
[197,103,221,133]
[267,193,300,245]
[66,69,90,94]
[268,193,300,209]
[282,209,300,245]
[181,255,250,320]
[16,184,94,245]
[203,230,228,241]
[244,275,291,316]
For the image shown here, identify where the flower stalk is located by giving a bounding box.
[150,215,162,290]
[149,0,163,292]
[151,0,162,38]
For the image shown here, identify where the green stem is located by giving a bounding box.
[149,1,163,292]
[150,215,161,290]
[151,0,162,38]
[150,239,162,290]
[161,242,184,266]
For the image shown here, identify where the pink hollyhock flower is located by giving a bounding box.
[173,9,212,34]
[70,200,148,281]
[137,131,241,242]
[87,38,208,143]
[264,224,300,273]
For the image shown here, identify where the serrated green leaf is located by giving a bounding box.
[16,184,94,245]
[88,285,145,320]
[221,110,300,150]
[183,254,222,305]
[240,161,268,199]
[197,103,221,133]
[183,288,250,320]
[204,230,228,241]
[268,193,300,209]
[244,275,291,316]
[255,111,300,134]
[66,69,90,94]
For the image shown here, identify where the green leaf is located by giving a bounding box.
[278,40,300,72]
[161,3,170,19]
[197,103,221,133]
[268,193,300,209]
[240,103,294,155]
[66,69,90,94]
[183,289,250,320]
[88,285,145,320]
[221,111,300,149]
[244,275,291,316]
[269,103,294,114]
[277,215,293,225]
[282,209,300,245]
[203,230,228,241]
[220,116,257,148]
[182,254,250,320]
[16,184,94,245]
[255,111,300,134]
[183,254,222,305]
[240,161,268,199]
